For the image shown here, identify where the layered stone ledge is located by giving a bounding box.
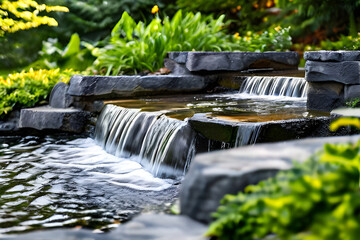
[305,51,360,111]
[19,107,90,133]
[180,134,360,223]
[167,51,299,72]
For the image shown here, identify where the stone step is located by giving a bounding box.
[168,51,299,72]
[19,106,90,133]
[180,134,360,223]
[304,50,360,62]
[67,74,210,98]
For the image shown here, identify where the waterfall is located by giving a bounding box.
[235,123,262,147]
[95,104,196,178]
[239,76,308,98]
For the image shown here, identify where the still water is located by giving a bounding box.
[0,135,178,237]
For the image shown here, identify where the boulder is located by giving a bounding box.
[304,50,360,62]
[49,82,73,108]
[344,84,360,100]
[305,61,360,84]
[19,106,89,133]
[307,82,344,111]
[180,134,360,223]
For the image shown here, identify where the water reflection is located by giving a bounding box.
[0,136,178,236]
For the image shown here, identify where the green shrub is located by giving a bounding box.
[92,10,234,75]
[207,118,360,240]
[0,68,74,117]
[92,11,292,75]
[29,33,95,72]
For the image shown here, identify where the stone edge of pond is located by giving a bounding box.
[8,214,208,240]
[179,134,360,223]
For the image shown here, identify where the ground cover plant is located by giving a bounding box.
[207,118,360,239]
[0,68,74,118]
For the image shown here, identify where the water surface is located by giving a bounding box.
[0,135,178,237]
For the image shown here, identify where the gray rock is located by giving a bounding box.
[139,75,207,91]
[180,134,360,223]
[11,214,208,240]
[68,75,140,97]
[344,84,360,100]
[19,106,89,133]
[164,58,192,75]
[67,75,209,99]
[167,52,189,64]
[305,60,360,84]
[49,82,73,108]
[307,82,344,111]
[304,50,360,62]
[184,51,299,72]
[113,214,208,240]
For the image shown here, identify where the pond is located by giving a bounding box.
[0,135,178,236]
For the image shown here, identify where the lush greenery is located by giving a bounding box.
[92,10,292,75]
[0,68,74,117]
[207,118,360,239]
[92,10,231,75]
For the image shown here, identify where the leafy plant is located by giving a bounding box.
[346,98,360,108]
[207,118,360,239]
[92,10,234,75]
[29,33,95,71]
[233,26,292,52]
[92,11,292,75]
[0,68,75,117]
[0,0,68,37]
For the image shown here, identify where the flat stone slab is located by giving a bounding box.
[19,106,89,133]
[304,50,360,62]
[10,214,207,240]
[180,134,360,223]
[67,75,209,98]
[168,51,299,72]
[305,60,360,84]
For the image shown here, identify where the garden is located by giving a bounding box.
[1,0,360,239]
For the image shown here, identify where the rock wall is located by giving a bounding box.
[305,51,360,111]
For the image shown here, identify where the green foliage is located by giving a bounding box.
[176,0,275,33]
[29,33,95,71]
[274,0,360,40]
[92,10,234,75]
[233,26,292,52]
[346,98,360,108]
[0,68,74,117]
[92,11,292,75]
[44,0,177,41]
[207,137,360,239]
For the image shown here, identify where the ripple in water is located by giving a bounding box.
[0,136,178,236]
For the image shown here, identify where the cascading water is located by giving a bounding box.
[95,104,196,178]
[240,76,308,98]
[235,123,262,147]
